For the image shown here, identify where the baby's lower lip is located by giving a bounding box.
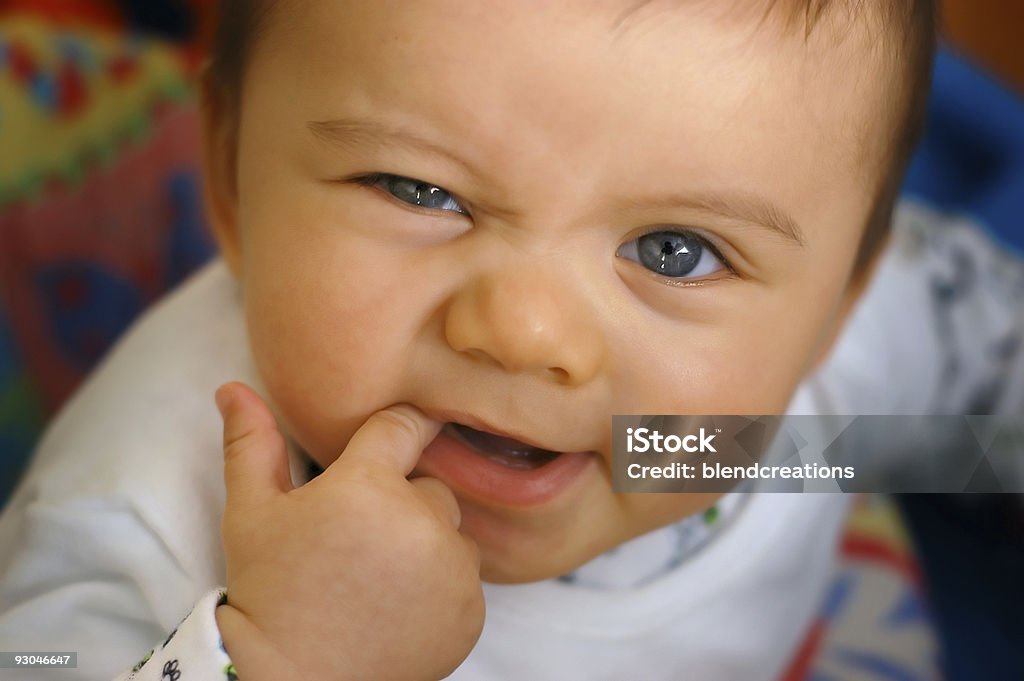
[416,423,595,508]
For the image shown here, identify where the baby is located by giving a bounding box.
[8,0,1002,679]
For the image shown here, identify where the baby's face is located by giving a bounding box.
[213,0,893,582]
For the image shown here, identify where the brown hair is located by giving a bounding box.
[205,0,938,276]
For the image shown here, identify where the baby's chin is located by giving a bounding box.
[469,493,725,584]
[463,510,630,584]
[477,546,602,585]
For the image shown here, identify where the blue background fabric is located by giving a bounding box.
[903,50,1024,255]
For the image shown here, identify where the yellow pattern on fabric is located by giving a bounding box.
[0,16,192,205]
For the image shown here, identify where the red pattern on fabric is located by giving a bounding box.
[841,535,923,586]
[779,619,827,681]
[108,53,138,84]
[56,60,89,117]
[0,0,124,30]
[56,274,87,308]
[8,39,36,83]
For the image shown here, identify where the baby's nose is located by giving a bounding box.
[443,265,605,385]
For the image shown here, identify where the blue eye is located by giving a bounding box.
[617,230,725,279]
[360,173,468,215]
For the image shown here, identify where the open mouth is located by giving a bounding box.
[444,422,562,470]
[417,416,596,507]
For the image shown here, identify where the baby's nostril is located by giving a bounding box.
[547,366,571,383]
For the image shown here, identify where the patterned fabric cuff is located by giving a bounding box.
[116,588,236,681]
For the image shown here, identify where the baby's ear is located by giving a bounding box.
[199,63,244,279]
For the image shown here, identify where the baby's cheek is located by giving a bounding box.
[614,338,795,416]
[244,283,428,467]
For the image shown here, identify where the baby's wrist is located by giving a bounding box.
[215,602,309,681]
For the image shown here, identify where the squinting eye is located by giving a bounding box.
[616,230,725,279]
[360,173,468,215]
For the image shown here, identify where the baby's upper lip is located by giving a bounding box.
[421,407,594,454]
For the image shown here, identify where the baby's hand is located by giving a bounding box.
[212,382,484,681]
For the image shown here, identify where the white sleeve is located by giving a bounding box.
[0,497,223,681]
[114,589,233,681]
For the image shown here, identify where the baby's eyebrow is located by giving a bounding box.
[307,117,481,177]
[615,190,806,246]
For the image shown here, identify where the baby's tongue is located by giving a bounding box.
[449,423,561,470]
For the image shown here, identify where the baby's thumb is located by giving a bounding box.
[216,382,294,510]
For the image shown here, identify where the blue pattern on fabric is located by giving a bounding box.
[35,262,144,371]
[884,590,930,628]
[830,649,927,681]
[820,572,856,621]
[903,50,1024,255]
[165,172,216,289]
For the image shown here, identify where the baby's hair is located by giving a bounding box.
[205,0,938,276]
[783,0,938,276]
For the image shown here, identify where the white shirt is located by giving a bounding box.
[0,201,1020,681]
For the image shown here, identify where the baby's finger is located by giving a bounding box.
[333,405,442,478]
[410,476,461,528]
[216,381,294,511]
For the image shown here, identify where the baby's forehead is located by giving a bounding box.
[250,0,908,187]
[260,0,898,44]
[605,0,909,84]
[253,0,903,89]
[611,0,895,34]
